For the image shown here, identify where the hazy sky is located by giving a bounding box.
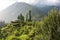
[0,0,60,11]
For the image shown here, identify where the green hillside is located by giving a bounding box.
[0,8,60,40]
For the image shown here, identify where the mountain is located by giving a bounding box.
[0,2,45,23]
[0,2,60,23]
[0,21,5,27]
[38,5,60,13]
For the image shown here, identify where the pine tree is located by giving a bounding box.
[28,10,32,21]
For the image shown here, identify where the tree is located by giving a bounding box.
[18,13,24,23]
[17,14,25,26]
[28,10,32,22]
[26,13,28,22]
[43,8,60,40]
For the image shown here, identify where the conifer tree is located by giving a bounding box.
[28,10,32,21]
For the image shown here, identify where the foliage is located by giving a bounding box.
[18,13,24,23]
[0,8,60,40]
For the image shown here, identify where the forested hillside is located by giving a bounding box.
[0,8,60,40]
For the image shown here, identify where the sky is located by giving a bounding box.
[0,0,60,11]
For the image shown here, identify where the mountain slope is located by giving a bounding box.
[0,2,45,23]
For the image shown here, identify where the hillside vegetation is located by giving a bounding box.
[0,8,60,40]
